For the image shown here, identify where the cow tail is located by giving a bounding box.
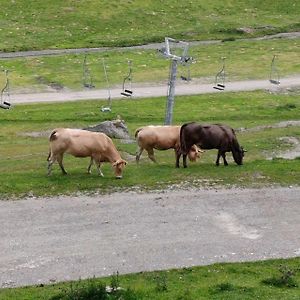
[49,130,58,141]
[47,130,58,161]
[47,148,52,161]
[180,123,188,154]
[134,127,143,139]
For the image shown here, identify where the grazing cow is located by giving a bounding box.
[177,122,245,168]
[135,125,204,163]
[47,128,127,178]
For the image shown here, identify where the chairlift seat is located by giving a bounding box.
[269,79,280,85]
[0,101,11,109]
[213,83,225,90]
[180,75,191,82]
[121,89,133,97]
[84,83,95,89]
[101,107,111,112]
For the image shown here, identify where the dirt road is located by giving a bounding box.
[1,187,300,288]
[10,75,300,105]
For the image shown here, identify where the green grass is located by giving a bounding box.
[1,0,300,52]
[1,258,299,299]
[0,90,299,198]
[1,38,299,93]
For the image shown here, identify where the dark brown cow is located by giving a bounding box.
[177,122,245,168]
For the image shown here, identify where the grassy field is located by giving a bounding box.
[1,0,300,52]
[1,2,299,297]
[0,90,299,198]
[1,258,299,299]
[1,38,299,93]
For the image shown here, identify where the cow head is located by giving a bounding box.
[112,159,127,179]
[233,146,246,165]
[187,145,205,162]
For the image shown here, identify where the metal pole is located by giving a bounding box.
[164,59,178,125]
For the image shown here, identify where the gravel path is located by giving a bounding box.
[10,75,300,104]
[1,187,300,288]
[1,31,299,59]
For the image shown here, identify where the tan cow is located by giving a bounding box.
[135,125,204,163]
[47,128,127,178]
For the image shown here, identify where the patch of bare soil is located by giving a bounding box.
[268,136,300,160]
[237,120,300,133]
[268,86,300,96]
[237,121,300,160]
[20,130,52,138]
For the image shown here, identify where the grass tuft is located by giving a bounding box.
[262,265,299,288]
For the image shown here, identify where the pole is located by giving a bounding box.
[164,59,178,125]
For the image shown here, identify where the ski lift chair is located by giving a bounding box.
[1,70,11,109]
[101,58,112,112]
[269,55,280,85]
[121,60,133,97]
[180,57,192,82]
[213,57,226,91]
[82,54,95,89]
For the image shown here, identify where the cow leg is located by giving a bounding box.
[87,157,93,174]
[96,162,104,177]
[216,150,221,166]
[223,153,228,166]
[147,149,156,163]
[183,154,188,168]
[175,150,181,168]
[136,147,143,163]
[57,154,67,175]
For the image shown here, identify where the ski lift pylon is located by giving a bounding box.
[0,69,11,109]
[213,57,226,91]
[121,60,133,97]
[269,55,280,85]
[101,58,112,112]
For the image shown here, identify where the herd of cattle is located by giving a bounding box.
[47,123,246,178]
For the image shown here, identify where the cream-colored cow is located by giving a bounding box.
[135,125,204,163]
[47,128,127,178]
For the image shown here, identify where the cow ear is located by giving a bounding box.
[113,159,127,167]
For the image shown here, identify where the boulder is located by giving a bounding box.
[83,116,131,140]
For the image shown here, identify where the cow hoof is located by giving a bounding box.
[115,176,122,179]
